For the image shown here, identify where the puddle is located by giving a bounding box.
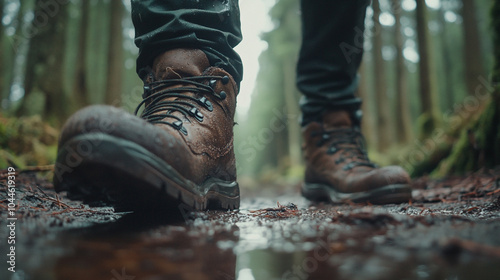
[2,172,500,280]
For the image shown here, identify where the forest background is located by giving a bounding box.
[0,0,499,191]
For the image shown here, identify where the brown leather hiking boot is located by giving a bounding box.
[301,110,412,204]
[54,49,239,211]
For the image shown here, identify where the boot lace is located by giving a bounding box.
[313,127,377,171]
[134,75,230,135]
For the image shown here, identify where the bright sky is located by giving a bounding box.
[234,0,275,118]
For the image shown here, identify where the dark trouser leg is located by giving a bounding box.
[297,0,370,125]
[131,0,243,86]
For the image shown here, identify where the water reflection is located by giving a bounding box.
[45,196,320,280]
[22,195,500,280]
[53,213,239,279]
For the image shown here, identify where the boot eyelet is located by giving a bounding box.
[190,107,204,122]
[327,147,338,154]
[143,84,151,98]
[343,163,354,171]
[209,79,217,88]
[205,100,213,111]
[219,91,227,100]
[179,126,188,135]
[172,121,188,135]
[316,134,330,146]
[196,111,204,121]
[173,121,183,129]
[198,97,213,111]
[221,75,230,84]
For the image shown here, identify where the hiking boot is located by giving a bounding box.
[301,110,412,204]
[54,49,240,211]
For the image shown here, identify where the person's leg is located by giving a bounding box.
[298,0,412,204]
[132,0,243,85]
[297,0,368,125]
[54,0,243,212]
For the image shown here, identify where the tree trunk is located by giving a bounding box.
[104,0,124,106]
[461,0,486,96]
[432,0,500,175]
[392,0,413,144]
[73,0,90,109]
[357,62,375,147]
[282,58,301,167]
[7,0,32,112]
[489,0,500,166]
[415,0,440,136]
[494,1,500,89]
[372,0,392,150]
[0,0,5,102]
[438,4,455,109]
[20,0,70,123]
[17,0,70,123]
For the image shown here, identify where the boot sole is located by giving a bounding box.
[301,182,412,205]
[53,133,240,212]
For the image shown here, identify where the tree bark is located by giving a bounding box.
[432,0,500,175]
[461,0,486,96]
[415,0,440,136]
[357,62,375,147]
[7,0,31,112]
[73,0,90,109]
[438,4,455,109]
[494,1,500,88]
[0,0,5,102]
[282,58,301,167]
[19,0,70,123]
[490,0,500,166]
[372,0,392,150]
[104,0,124,106]
[392,0,413,144]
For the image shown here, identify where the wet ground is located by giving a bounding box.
[1,168,500,280]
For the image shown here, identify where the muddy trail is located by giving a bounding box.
[1,168,500,280]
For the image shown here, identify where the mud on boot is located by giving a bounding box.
[301,110,412,205]
[54,49,240,212]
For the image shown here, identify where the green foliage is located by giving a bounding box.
[398,1,500,177]
[434,0,500,175]
[0,114,58,169]
[433,99,499,176]
[415,112,437,140]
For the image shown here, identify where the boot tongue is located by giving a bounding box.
[152,49,210,80]
[145,49,212,125]
[321,111,353,130]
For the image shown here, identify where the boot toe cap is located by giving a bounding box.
[379,165,411,186]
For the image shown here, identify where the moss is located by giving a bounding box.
[413,142,452,178]
[0,115,58,169]
[415,113,435,140]
[432,129,473,176]
[492,1,500,84]
[0,150,26,170]
[433,98,500,176]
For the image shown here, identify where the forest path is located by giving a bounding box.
[1,169,499,280]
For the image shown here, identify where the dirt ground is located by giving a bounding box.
[1,167,500,280]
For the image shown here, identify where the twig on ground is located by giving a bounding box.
[19,165,55,173]
[250,201,299,218]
